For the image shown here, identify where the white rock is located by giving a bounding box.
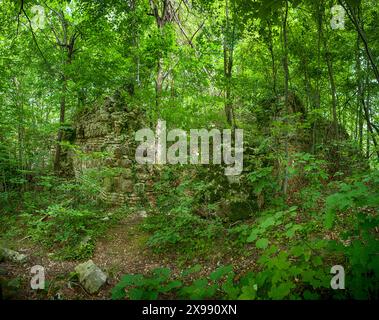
[137,210,147,218]
[0,247,28,263]
[74,260,107,294]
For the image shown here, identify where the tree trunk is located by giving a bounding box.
[362,96,379,159]
[356,28,364,150]
[325,50,338,138]
[339,0,379,85]
[282,0,290,196]
[223,0,235,126]
[349,1,379,160]
[266,19,277,97]
[53,35,74,174]
[156,56,164,111]
[53,74,67,173]
[149,0,171,116]
[312,0,323,154]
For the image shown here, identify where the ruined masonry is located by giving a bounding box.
[70,95,156,206]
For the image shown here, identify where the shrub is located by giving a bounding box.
[28,204,105,260]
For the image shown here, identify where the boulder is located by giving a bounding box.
[0,247,28,263]
[74,260,107,294]
[137,210,147,218]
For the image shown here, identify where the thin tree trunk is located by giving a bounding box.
[362,97,379,159]
[223,0,235,126]
[53,74,67,173]
[339,0,379,85]
[302,54,312,111]
[312,1,323,154]
[282,0,290,196]
[149,0,171,116]
[53,34,74,174]
[156,56,164,112]
[318,3,339,139]
[356,28,364,150]
[348,1,379,160]
[266,19,277,97]
[325,50,338,138]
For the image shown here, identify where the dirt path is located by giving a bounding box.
[1,214,177,299]
[1,213,258,300]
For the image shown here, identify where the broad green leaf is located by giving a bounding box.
[256,238,269,249]
[210,265,233,281]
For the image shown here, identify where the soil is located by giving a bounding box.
[0,213,257,300]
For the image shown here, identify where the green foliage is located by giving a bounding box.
[112,265,237,300]
[324,171,379,229]
[297,186,322,212]
[141,211,224,257]
[141,166,225,257]
[227,205,330,299]
[112,267,182,300]
[112,250,331,300]
[246,206,298,243]
[246,166,276,196]
[324,171,379,299]
[1,0,379,301]
[251,242,331,299]
[28,203,105,260]
[291,152,329,187]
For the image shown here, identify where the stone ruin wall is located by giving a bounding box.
[71,96,155,206]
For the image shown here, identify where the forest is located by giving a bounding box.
[0,0,378,301]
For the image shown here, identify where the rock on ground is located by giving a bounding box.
[137,210,147,218]
[74,260,107,294]
[0,247,28,263]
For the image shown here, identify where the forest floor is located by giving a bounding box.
[2,169,377,300]
[0,210,257,300]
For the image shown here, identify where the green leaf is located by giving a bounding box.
[269,282,294,299]
[291,245,304,257]
[182,264,202,277]
[162,280,183,292]
[303,290,320,300]
[285,224,303,238]
[247,229,259,242]
[312,256,323,267]
[324,209,335,229]
[238,284,257,300]
[129,288,145,300]
[144,290,159,300]
[111,285,126,300]
[261,216,276,228]
[221,277,240,299]
[152,267,171,281]
[210,265,233,281]
[256,238,269,249]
